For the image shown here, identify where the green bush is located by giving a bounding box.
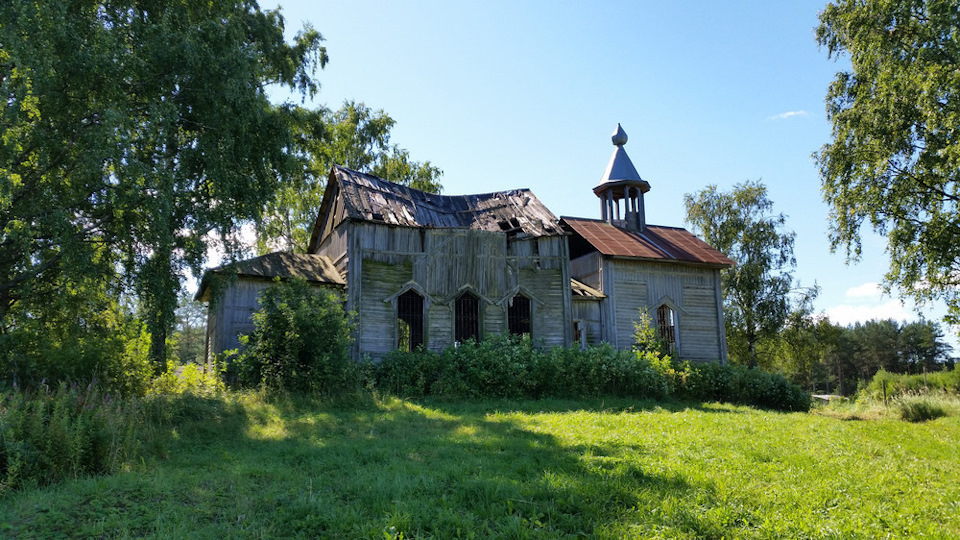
[148,361,224,397]
[431,335,534,398]
[670,361,811,412]
[373,335,668,401]
[0,382,140,495]
[233,279,354,395]
[534,342,668,399]
[898,395,948,422]
[861,367,960,401]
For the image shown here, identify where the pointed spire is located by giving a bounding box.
[611,123,628,146]
[593,124,650,232]
[594,124,649,195]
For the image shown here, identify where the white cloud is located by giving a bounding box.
[767,110,808,120]
[825,300,911,326]
[845,282,882,298]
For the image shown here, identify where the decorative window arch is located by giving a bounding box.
[455,291,481,343]
[507,293,532,336]
[384,282,434,352]
[397,289,425,351]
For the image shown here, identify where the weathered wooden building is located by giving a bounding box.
[560,124,735,361]
[307,165,575,358]
[199,124,734,362]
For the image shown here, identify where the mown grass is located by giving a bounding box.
[2,394,959,539]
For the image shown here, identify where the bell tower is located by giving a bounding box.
[593,124,650,231]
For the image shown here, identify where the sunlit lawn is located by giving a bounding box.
[3,394,959,538]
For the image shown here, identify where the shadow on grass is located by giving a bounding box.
[4,393,739,538]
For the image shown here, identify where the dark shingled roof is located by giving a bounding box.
[195,252,344,301]
[331,166,563,236]
[561,217,735,267]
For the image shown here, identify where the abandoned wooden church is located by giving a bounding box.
[198,125,734,362]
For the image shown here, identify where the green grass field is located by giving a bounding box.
[3,395,959,539]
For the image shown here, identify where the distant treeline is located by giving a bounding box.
[753,318,953,396]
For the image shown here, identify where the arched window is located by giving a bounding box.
[397,289,424,351]
[455,291,480,343]
[507,294,531,336]
[656,304,677,353]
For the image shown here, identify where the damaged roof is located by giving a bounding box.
[571,278,605,299]
[195,252,344,302]
[330,166,564,236]
[561,217,735,268]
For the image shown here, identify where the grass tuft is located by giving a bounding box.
[898,394,950,422]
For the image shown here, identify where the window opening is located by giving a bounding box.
[508,294,532,336]
[455,292,480,343]
[397,289,424,351]
[656,304,676,353]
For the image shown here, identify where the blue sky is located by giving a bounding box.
[266,0,956,350]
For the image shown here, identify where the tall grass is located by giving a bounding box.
[861,366,960,401]
[1,361,228,495]
[0,382,138,495]
[897,394,951,422]
[3,396,958,538]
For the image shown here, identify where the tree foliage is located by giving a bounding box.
[766,314,952,395]
[1,0,325,370]
[816,0,960,323]
[257,101,443,253]
[684,180,797,367]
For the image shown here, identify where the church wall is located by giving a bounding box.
[347,222,572,358]
[605,259,726,362]
[572,298,603,347]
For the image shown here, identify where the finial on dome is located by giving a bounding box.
[611,123,628,146]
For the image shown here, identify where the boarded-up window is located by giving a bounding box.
[455,292,480,343]
[657,304,677,352]
[508,294,531,336]
[398,289,424,351]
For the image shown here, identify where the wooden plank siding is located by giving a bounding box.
[314,222,349,273]
[206,279,276,357]
[602,259,726,362]
[570,252,603,290]
[572,298,603,346]
[345,222,572,358]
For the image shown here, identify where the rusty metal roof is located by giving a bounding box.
[331,166,563,236]
[561,217,735,267]
[195,252,344,301]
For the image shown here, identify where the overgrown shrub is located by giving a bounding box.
[861,367,960,401]
[148,361,224,397]
[232,279,354,394]
[898,395,948,422]
[533,342,668,399]
[673,361,811,412]
[431,335,535,398]
[0,382,140,495]
[375,349,445,397]
[374,335,669,401]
